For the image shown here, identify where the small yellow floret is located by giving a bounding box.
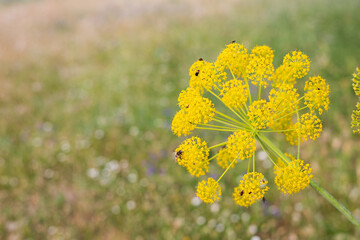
[171,109,195,137]
[271,65,296,88]
[269,84,299,114]
[178,87,202,109]
[268,85,299,131]
[282,50,310,79]
[272,115,293,133]
[351,102,360,134]
[246,45,274,88]
[185,96,215,124]
[352,67,360,96]
[217,147,237,169]
[220,79,248,110]
[175,137,210,177]
[247,100,276,129]
[215,42,249,78]
[226,130,256,160]
[304,76,330,115]
[189,59,221,92]
[295,113,322,141]
[283,124,300,146]
[274,156,313,194]
[172,92,216,137]
[196,178,222,203]
[233,172,269,207]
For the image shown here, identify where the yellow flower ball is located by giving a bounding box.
[196,178,222,203]
[233,172,269,207]
[274,155,313,194]
[175,137,210,177]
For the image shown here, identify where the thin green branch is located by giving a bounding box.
[310,180,360,229]
[195,127,238,132]
[209,142,227,150]
[208,153,219,161]
[212,118,244,129]
[215,110,247,126]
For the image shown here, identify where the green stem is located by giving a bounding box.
[252,151,255,172]
[209,142,227,150]
[195,127,238,132]
[208,154,219,161]
[257,133,290,164]
[214,116,242,127]
[216,157,237,183]
[215,110,246,127]
[200,123,238,129]
[259,128,298,133]
[273,106,308,122]
[255,135,277,166]
[212,118,243,129]
[310,180,360,229]
[296,106,301,160]
[258,83,262,100]
[244,77,252,104]
[209,90,250,125]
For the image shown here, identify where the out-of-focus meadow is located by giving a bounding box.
[0,0,359,239]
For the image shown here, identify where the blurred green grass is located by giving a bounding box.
[0,0,360,239]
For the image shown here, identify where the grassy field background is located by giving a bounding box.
[0,0,360,239]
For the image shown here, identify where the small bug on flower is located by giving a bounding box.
[172,150,183,163]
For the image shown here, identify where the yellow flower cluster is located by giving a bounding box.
[268,85,299,131]
[196,178,222,203]
[172,42,329,207]
[226,130,257,160]
[274,154,313,194]
[172,88,215,137]
[217,147,236,169]
[247,100,276,129]
[352,67,360,96]
[189,59,222,92]
[351,103,360,134]
[271,51,310,88]
[269,84,299,114]
[351,67,360,133]
[233,172,269,207]
[296,113,322,141]
[221,79,248,109]
[215,41,248,78]
[175,137,210,177]
[282,50,311,79]
[304,76,330,115]
[246,46,274,88]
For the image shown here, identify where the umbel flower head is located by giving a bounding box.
[175,137,210,177]
[274,154,313,194]
[172,42,328,207]
[196,177,222,203]
[233,172,269,207]
[351,67,360,134]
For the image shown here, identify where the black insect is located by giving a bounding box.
[240,190,244,196]
[231,40,236,43]
[195,70,200,76]
[198,58,203,61]
[173,150,183,163]
[176,150,183,158]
